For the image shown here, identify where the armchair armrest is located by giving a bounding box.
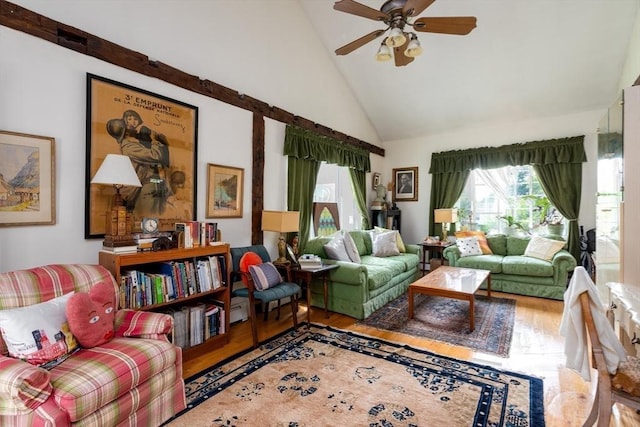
[443,245,462,266]
[404,244,420,255]
[0,356,51,413]
[551,249,578,283]
[115,309,173,340]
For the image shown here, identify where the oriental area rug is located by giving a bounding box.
[358,294,516,357]
[165,324,544,427]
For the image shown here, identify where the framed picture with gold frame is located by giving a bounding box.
[0,131,55,227]
[85,73,198,238]
[392,166,418,202]
[206,163,244,218]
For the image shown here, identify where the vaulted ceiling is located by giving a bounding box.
[300,0,639,141]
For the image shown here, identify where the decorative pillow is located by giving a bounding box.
[455,230,492,254]
[456,236,483,257]
[248,262,283,291]
[240,252,263,286]
[342,231,361,263]
[374,226,406,252]
[324,233,351,262]
[524,235,566,261]
[372,230,400,257]
[66,282,116,348]
[0,292,78,369]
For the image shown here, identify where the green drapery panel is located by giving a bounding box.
[285,125,371,249]
[349,168,371,230]
[533,162,582,261]
[428,171,470,237]
[284,126,371,172]
[429,136,586,262]
[287,156,320,249]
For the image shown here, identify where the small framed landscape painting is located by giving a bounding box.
[0,131,56,227]
[206,164,244,218]
[392,166,418,202]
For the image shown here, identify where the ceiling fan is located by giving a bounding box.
[334,0,477,67]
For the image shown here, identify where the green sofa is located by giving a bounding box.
[302,230,420,319]
[442,234,577,300]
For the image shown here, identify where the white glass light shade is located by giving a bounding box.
[376,43,392,61]
[385,27,406,48]
[91,154,142,187]
[404,34,423,57]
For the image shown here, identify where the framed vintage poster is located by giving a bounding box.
[206,164,244,218]
[0,131,55,226]
[85,74,198,238]
[392,166,418,202]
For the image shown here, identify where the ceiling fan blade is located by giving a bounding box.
[393,40,414,67]
[333,0,388,21]
[335,29,385,55]
[413,17,477,35]
[402,0,435,18]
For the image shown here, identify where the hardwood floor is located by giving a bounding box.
[183,291,640,426]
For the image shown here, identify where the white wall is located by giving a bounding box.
[623,85,640,284]
[382,110,602,245]
[0,1,380,272]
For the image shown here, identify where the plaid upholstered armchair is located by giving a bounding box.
[0,264,186,426]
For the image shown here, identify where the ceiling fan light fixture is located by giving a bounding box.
[376,42,393,61]
[385,27,406,48]
[404,33,423,57]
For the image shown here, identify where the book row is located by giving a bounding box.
[174,221,220,249]
[119,255,227,309]
[164,300,226,349]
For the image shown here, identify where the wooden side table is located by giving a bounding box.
[290,264,339,326]
[417,241,453,275]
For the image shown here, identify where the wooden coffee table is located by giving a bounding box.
[408,266,491,332]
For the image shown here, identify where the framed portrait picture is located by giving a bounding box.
[85,74,198,238]
[0,131,55,227]
[372,172,381,190]
[206,164,244,218]
[392,167,418,202]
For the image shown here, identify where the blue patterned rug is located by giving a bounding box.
[358,294,516,357]
[166,324,544,427]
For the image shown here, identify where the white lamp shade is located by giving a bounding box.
[434,208,458,224]
[91,154,142,187]
[385,27,406,48]
[404,34,423,58]
[262,210,300,233]
[376,43,392,61]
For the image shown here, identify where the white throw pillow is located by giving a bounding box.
[324,233,351,261]
[342,231,362,263]
[372,230,400,257]
[0,292,78,369]
[373,226,406,253]
[456,236,483,257]
[524,235,566,261]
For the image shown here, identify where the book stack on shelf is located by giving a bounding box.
[174,221,220,249]
[166,300,225,349]
[118,254,227,310]
[133,232,172,251]
[298,254,323,270]
[102,244,138,254]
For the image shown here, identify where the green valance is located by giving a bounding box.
[284,125,371,172]
[429,136,586,174]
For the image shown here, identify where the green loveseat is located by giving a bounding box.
[302,230,420,319]
[442,234,577,300]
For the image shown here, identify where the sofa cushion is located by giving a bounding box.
[455,254,504,273]
[456,236,483,257]
[371,230,400,257]
[487,235,507,256]
[502,255,554,276]
[348,231,370,256]
[524,235,566,261]
[507,236,531,256]
[342,231,362,263]
[0,292,79,369]
[374,226,406,252]
[324,233,351,261]
[49,336,177,422]
[455,231,493,254]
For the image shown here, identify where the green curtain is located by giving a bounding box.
[428,171,470,237]
[284,125,371,248]
[429,136,586,261]
[349,168,371,230]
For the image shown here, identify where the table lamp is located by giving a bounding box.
[434,208,458,242]
[262,210,300,263]
[91,154,142,247]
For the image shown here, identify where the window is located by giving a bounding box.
[311,162,362,236]
[456,165,561,235]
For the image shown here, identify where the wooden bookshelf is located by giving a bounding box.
[98,244,231,363]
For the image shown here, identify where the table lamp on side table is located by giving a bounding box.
[91,154,142,248]
[434,208,458,242]
[262,210,300,264]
